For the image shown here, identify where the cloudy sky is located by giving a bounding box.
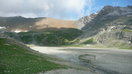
[0,0,131,20]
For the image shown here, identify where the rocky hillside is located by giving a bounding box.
[79,6,132,48]
[0,16,77,32]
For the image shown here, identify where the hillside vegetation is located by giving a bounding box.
[5,28,82,46]
[0,38,66,74]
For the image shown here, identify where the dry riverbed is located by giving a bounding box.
[28,45,132,74]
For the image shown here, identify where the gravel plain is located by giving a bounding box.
[29,45,132,74]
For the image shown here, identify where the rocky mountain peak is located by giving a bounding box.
[80,5,132,31]
[103,5,113,9]
[98,5,132,17]
[76,5,132,29]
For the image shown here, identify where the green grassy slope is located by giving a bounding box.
[0,38,66,74]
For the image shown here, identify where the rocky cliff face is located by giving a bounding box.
[79,6,132,48]
[76,13,97,29]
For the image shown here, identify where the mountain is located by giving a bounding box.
[0,6,132,48]
[0,16,82,46]
[78,6,132,49]
[0,16,77,32]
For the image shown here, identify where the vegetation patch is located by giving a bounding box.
[82,38,95,44]
[121,29,132,32]
[107,41,132,49]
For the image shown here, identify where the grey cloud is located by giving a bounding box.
[0,0,94,20]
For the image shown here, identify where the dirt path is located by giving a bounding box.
[29,45,132,74]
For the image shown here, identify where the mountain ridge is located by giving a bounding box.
[78,5,132,49]
[0,16,77,32]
